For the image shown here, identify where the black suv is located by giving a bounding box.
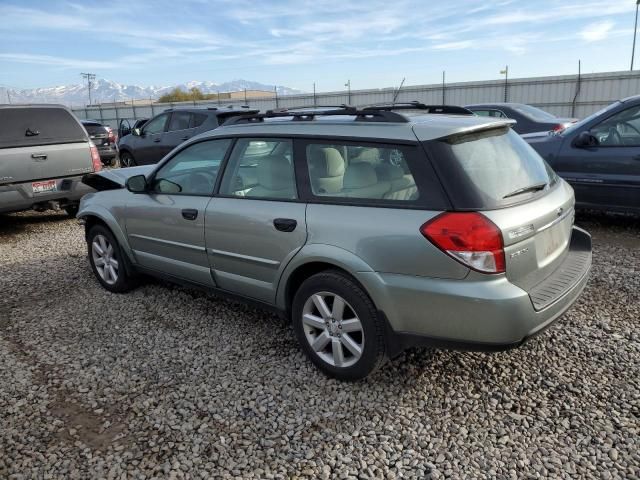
[117,106,257,167]
[81,120,118,166]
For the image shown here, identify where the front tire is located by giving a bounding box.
[292,270,386,381]
[119,151,136,168]
[87,225,137,293]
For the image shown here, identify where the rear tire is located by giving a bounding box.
[87,225,137,293]
[291,270,386,381]
[119,151,136,168]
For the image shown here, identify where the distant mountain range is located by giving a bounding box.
[0,78,303,107]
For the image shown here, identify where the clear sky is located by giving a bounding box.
[0,0,638,92]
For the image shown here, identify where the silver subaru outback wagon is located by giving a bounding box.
[78,105,592,381]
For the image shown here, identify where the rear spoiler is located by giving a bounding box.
[435,119,517,143]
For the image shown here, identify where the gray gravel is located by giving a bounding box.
[1,210,638,479]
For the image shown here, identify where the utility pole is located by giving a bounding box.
[500,66,509,102]
[81,72,96,106]
[345,80,351,105]
[632,0,640,70]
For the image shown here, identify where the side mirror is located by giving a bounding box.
[574,131,599,148]
[126,175,148,193]
[132,128,142,136]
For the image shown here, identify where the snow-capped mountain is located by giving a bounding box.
[0,79,302,106]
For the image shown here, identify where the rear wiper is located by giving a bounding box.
[502,182,547,199]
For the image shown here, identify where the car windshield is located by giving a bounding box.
[511,104,556,121]
[562,102,621,135]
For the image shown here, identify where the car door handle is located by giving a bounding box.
[182,209,198,220]
[273,218,297,232]
[153,138,161,143]
[31,153,47,160]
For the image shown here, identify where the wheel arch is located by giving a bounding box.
[79,207,134,263]
[277,244,377,318]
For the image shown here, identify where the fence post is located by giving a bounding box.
[132,99,137,121]
[442,71,446,105]
[99,105,103,123]
[114,101,120,129]
[571,60,581,118]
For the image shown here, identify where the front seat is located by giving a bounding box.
[308,146,345,194]
[342,163,390,199]
[247,155,296,199]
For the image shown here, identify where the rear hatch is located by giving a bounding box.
[423,125,586,307]
[83,122,110,146]
[0,106,93,185]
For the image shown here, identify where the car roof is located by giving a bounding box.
[465,103,522,108]
[162,106,256,116]
[620,94,640,104]
[199,112,513,143]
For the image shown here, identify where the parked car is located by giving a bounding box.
[81,120,118,167]
[524,95,640,213]
[118,118,149,140]
[0,104,100,217]
[78,106,591,380]
[117,106,257,167]
[465,103,577,134]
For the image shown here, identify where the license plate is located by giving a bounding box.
[536,216,571,264]
[32,180,57,194]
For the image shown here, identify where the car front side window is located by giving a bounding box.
[591,105,640,146]
[142,114,169,135]
[151,139,231,195]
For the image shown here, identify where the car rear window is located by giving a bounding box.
[83,123,106,136]
[0,107,87,149]
[191,113,207,128]
[424,127,557,209]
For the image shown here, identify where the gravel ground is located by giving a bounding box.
[0,210,638,479]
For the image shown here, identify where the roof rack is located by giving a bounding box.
[223,105,410,126]
[363,101,474,115]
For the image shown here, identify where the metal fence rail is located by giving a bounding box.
[72,70,640,129]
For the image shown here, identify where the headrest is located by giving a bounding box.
[343,163,378,189]
[308,147,345,177]
[351,148,380,165]
[257,155,293,190]
[375,164,404,181]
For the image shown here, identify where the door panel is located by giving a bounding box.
[204,198,307,302]
[126,194,213,286]
[137,113,169,164]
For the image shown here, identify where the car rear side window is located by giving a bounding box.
[219,138,296,200]
[303,141,421,202]
[168,112,191,132]
[190,113,207,128]
[424,127,555,209]
[0,107,87,149]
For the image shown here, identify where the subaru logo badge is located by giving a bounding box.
[557,207,564,216]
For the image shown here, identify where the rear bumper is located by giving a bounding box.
[357,227,592,356]
[0,176,94,214]
[96,145,117,160]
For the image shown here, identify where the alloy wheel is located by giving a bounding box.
[91,234,119,285]
[301,292,364,368]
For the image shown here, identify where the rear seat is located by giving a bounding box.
[342,163,390,199]
[376,164,419,201]
[308,146,345,194]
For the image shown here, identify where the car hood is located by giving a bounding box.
[82,165,154,191]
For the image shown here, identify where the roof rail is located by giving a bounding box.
[223,105,409,126]
[363,101,474,115]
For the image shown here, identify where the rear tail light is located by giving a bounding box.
[90,142,102,172]
[420,212,505,274]
[552,124,565,133]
